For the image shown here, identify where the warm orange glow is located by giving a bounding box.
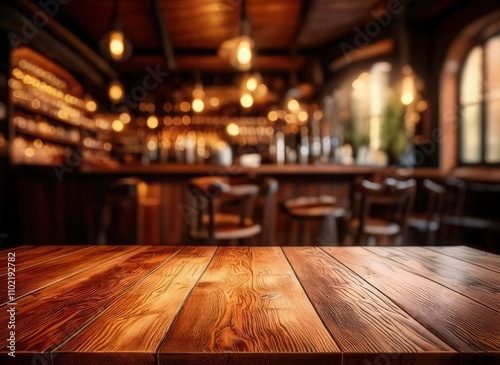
[192,99,205,113]
[109,31,125,60]
[85,100,97,112]
[240,93,254,108]
[112,119,124,132]
[210,97,220,107]
[268,110,278,122]
[180,101,191,112]
[287,99,300,112]
[237,39,252,68]
[119,112,131,124]
[108,82,124,102]
[147,115,159,129]
[226,123,240,136]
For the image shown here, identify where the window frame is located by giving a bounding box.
[458,32,500,167]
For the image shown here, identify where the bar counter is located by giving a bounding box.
[1,245,499,365]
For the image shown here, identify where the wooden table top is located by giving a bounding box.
[1,245,499,365]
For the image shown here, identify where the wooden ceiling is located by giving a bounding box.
[54,0,464,75]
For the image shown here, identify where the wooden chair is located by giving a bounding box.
[281,195,347,245]
[186,176,278,245]
[97,177,146,245]
[349,178,416,246]
[407,179,447,245]
[440,177,467,242]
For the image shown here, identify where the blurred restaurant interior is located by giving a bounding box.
[0,0,499,251]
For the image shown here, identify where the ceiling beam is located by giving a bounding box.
[290,0,314,54]
[150,0,176,70]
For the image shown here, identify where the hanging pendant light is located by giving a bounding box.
[218,0,255,71]
[100,0,133,62]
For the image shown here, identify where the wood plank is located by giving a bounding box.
[283,246,457,365]
[369,246,500,312]
[54,246,217,365]
[322,247,500,357]
[0,246,142,306]
[0,245,92,272]
[427,246,500,273]
[158,246,341,365]
[0,246,182,365]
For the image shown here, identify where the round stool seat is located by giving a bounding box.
[281,195,346,245]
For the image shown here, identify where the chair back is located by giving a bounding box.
[186,176,263,243]
[423,179,447,225]
[355,178,417,243]
[98,177,146,245]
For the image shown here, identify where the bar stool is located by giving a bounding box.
[186,177,263,245]
[281,195,346,245]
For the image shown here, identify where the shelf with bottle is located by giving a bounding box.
[8,47,117,167]
[10,135,69,166]
[13,113,80,147]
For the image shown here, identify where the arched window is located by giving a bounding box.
[460,34,500,164]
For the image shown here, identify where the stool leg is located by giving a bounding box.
[321,216,338,246]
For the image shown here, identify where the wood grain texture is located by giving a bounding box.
[0,246,137,306]
[0,246,182,365]
[1,245,499,365]
[158,246,341,365]
[283,246,457,365]
[322,247,500,354]
[369,246,500,312]
[428,246,500,273]
[54,246,217,365]
[1,245,91,273]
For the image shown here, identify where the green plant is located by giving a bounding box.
[380,96,408,160]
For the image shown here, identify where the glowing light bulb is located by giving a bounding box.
[192,99,205,113]
[268,110,278,122]
[298,111,308,123]
[119,112,131,124]
[85,100,97,112]
[226,123,240,136]
[147,115,159,129]
[112,119,124,132]
[237,40,252,63]
[246,77,258,91]
[401,93,414,105]
[109,31,125,59]
[287,99,300,112]
[108,81,124,102]
[240,93,254,108]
